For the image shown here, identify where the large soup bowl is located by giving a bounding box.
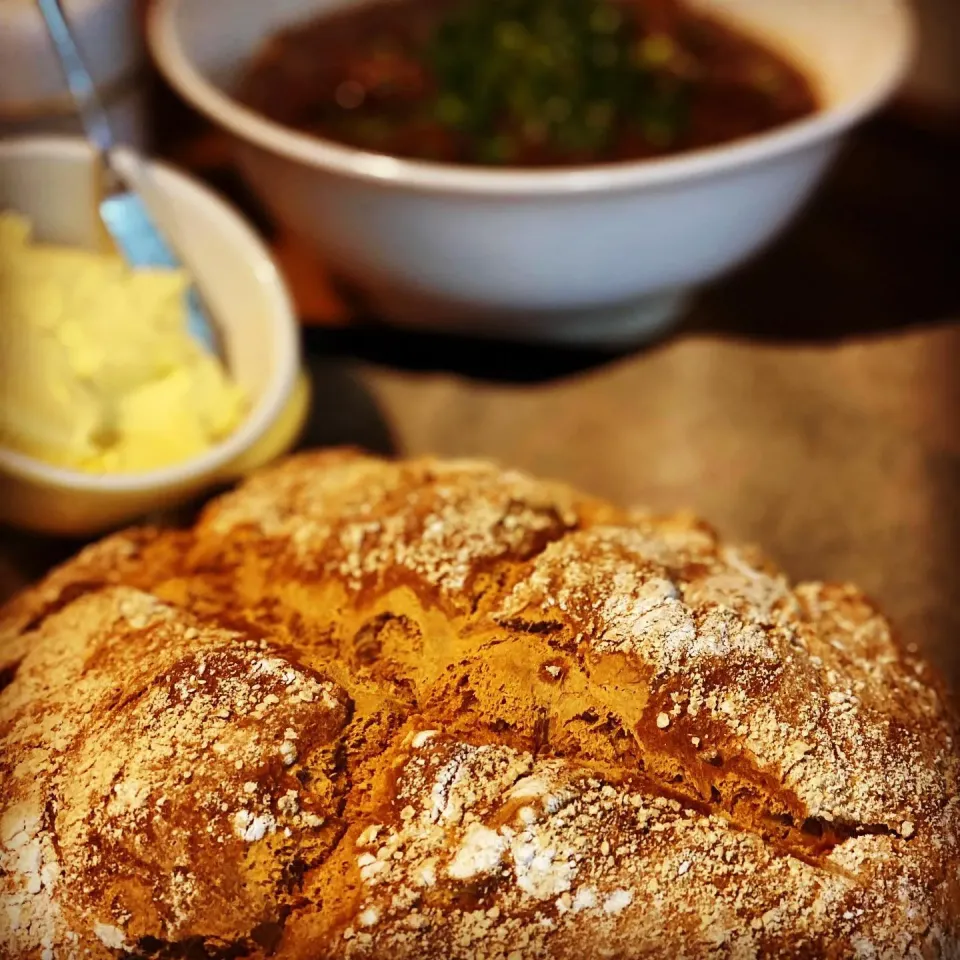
[149,0,913,344]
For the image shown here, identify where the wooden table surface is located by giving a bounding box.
[2,103,958,688]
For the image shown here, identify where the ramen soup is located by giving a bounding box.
[239,0,819,168]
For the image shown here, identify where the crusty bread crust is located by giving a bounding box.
[1,450,958,959]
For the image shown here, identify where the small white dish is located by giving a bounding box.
[148,0,915,345]
[0,137,303,536]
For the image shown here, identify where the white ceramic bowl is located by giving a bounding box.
[150,0,914,345]
[0,137,302,536]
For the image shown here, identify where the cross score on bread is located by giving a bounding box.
[1,450,957,958]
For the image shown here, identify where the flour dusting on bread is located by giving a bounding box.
[1,450,958,959]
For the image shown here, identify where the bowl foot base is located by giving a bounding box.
[360,287,689,348]
[503,291,689,347]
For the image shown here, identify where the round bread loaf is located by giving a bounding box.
[1,450,958,959]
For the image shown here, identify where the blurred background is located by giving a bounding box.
[903,0,960,117]
[0,0,958,686]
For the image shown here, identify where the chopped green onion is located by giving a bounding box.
[637,33,676,67]
[426,0,691,163]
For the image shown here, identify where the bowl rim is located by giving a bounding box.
[148,0,915,197]
[0,135,300,494]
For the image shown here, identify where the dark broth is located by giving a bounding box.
[238,0,818,168]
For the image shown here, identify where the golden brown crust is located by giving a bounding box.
[1,450,958,959]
